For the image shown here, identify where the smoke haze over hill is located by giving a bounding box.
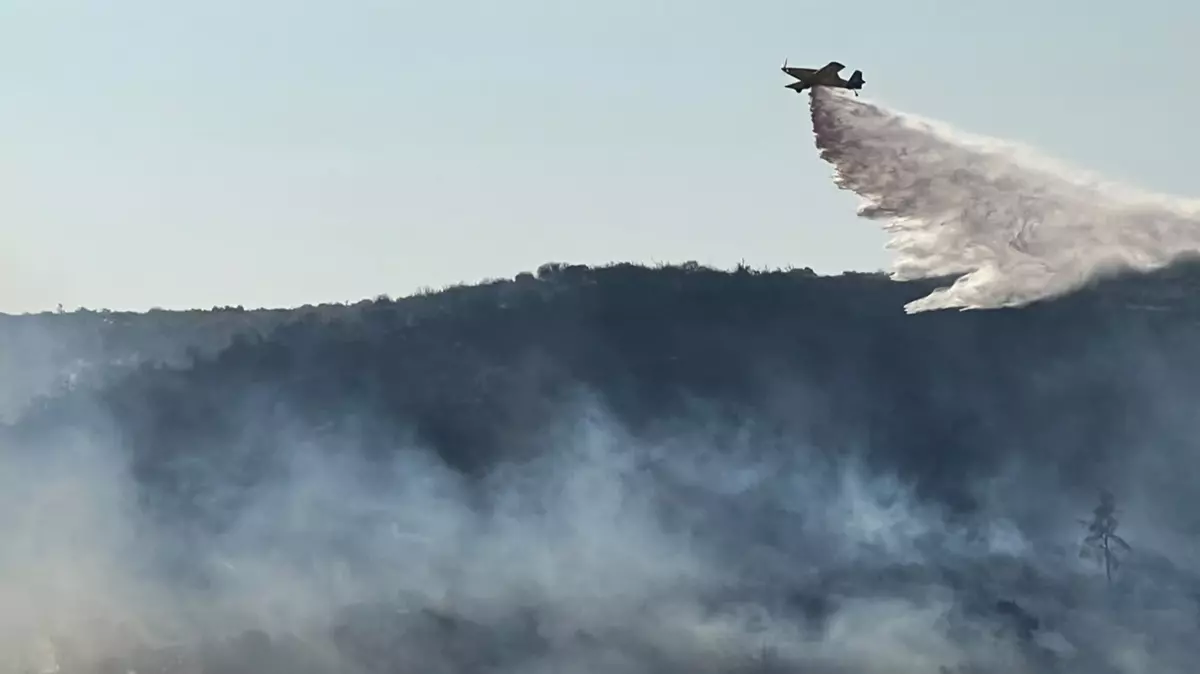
[1,87,1200,673]
[1,261,1199,672]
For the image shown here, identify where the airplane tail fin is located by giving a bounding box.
[848,70,865,89]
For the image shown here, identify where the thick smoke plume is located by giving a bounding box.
[809,87,1200,312]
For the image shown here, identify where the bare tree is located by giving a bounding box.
[1079,490,1131,586]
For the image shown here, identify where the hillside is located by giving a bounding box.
[5,260,1200,673]
[19,260,1200,503]
[0,304,298,422]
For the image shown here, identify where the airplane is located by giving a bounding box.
[781,60,864,96]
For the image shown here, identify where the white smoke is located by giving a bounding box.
[808,88,1200,313]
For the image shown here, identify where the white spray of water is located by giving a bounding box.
[808,88,1200,313]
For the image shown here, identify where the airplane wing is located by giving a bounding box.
[783,66,817,78]
[813,61,845,77]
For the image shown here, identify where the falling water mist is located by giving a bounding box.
[808,87,1200,313]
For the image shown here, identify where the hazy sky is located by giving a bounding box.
[3,0,1198,313]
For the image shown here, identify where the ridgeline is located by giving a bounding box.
[11,260,1200,509]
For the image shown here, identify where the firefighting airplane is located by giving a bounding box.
[781,60,864,95]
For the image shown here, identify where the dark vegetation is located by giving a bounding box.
[17,260,1200,514]
[0,304,295,422]
[6,259,1200,673]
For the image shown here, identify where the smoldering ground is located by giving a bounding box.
[1,382,1198,674]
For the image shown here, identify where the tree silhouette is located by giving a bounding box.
[1079,490,1131,586]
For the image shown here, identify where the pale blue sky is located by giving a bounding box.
[2,0,1197,312]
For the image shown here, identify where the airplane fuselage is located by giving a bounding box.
[781,60,864,95]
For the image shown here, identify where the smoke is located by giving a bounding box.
[1,346,1199,670]
[0,431,165,672]
[808,87,1200,313]
[0,391,1080,673]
